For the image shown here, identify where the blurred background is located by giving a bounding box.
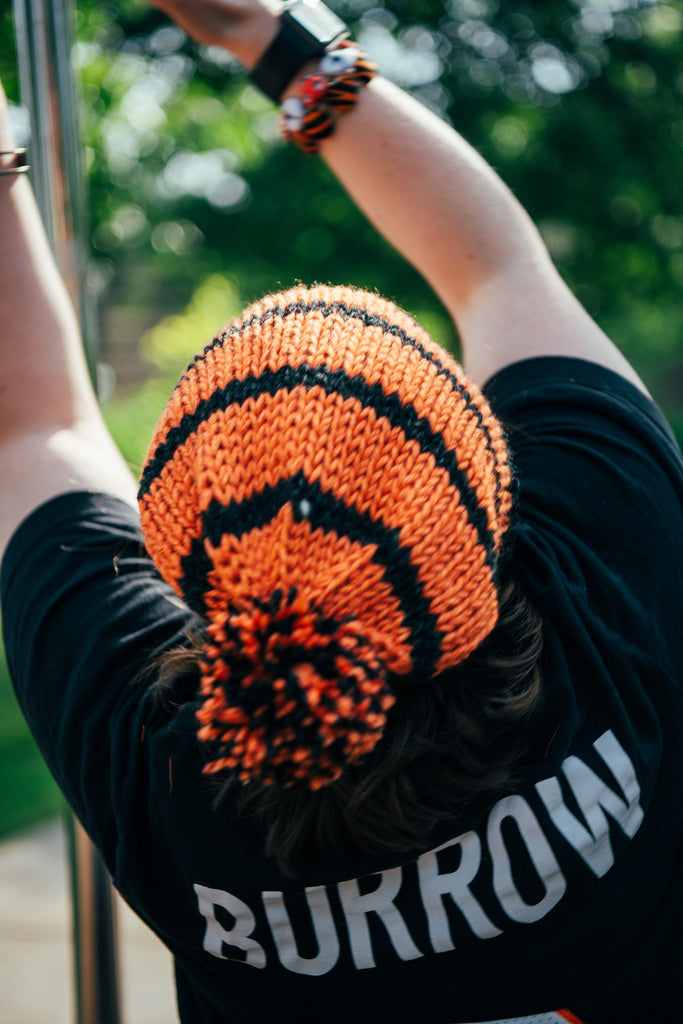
[1,0,682,840]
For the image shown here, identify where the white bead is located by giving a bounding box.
[319,47,359,76]
[280,97,305,132]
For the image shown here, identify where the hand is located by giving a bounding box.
[147,0,280,68]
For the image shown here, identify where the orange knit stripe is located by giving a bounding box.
[202,504,412,674]
[138,434,203,596]
[149,290,509,548]
[141,388,498,669]
[140,387,485,596]
[168,348,506,545]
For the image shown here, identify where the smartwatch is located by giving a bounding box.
[249,0,349,103]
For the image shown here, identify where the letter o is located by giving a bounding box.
[487,795,567,924]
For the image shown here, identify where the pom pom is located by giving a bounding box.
[196,589,395,790]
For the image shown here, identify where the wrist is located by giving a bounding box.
[231,8,280,70]
[248,0,349,102]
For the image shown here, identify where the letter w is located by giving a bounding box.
[536,729,644,878]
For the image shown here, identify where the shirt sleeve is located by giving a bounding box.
[0,492,202,861]
[483,356,683,675]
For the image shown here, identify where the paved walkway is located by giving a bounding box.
[0,818,177,1024]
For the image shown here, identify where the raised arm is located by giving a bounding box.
[0,1,648,557]
[317,76,646,390]
[0,82,137,557]
[151,0,646,391]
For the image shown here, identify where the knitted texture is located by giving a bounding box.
[138,285,513,789]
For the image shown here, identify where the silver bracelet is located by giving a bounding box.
[0,149,30,176]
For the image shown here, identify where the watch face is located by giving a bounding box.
[287,0,348,44]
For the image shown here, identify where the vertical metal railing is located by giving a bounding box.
[11,1,122,1021]
[67,816,122,1024]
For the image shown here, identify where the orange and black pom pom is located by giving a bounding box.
[196,590,395,789]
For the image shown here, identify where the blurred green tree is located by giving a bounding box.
[2,0,683,440]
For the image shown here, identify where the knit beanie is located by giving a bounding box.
[138,285,513,791]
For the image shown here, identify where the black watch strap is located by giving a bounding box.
[249,3,349,103]
[250,24,325,103]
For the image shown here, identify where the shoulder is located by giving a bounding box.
[483,355,680,468]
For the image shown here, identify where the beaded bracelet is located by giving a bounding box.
[0,149,30,176]
[280,43,377,154]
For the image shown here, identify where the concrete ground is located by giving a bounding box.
[0,818,177,1024]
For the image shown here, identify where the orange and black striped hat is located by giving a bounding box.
[138,285,513,791]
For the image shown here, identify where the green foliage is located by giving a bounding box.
[102,273,246,473]
[0,646,62,838]
[140,273,244,373]
[102,372,173,475]
[7,0,681,387]
[58,0,683,430]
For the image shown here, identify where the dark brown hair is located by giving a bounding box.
[154,575,543,872]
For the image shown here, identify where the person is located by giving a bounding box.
[1,1,682,1021]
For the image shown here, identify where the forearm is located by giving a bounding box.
[148,2,549,322]
[145,1,646,387]
[313,75,550,325]
[0,92,136,555]
[0,101,99,440]
[283,64,643,389]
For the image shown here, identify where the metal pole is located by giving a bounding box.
[66,815,123,1024]
[11,2,122,1022]
[12,0,97,378]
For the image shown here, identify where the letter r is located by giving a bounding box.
[417,832,503,951]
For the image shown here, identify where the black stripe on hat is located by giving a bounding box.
[192,299,505,520]
[178,471,443,679]
[139,363,496,565]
